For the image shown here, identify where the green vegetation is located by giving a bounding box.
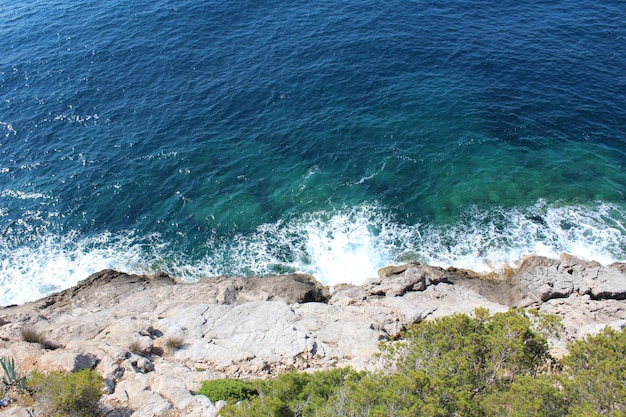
[1,365,104,416]
[202,309,626,417]
[198,378,258,404]
[561,327,626,417]
[1,356,26,392]
[211,368,362,417]
[26,369,105,417]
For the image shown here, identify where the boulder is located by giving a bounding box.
[111,373,171,415]
[374,262,455,295]
[585,264,626,300]
[36,349,98,373]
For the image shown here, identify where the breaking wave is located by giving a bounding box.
[2,200,624,306]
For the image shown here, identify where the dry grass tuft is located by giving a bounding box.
[128,340,145,355]
[164,336,185,353]
[20,327,46,346]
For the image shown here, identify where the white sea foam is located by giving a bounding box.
[1,201,625,306]
[400,202,625,274]
[0,121,17,138]
[41,113,102,126]
[0,189,51,200]
[198,201,626,285]
[0,232,162,306]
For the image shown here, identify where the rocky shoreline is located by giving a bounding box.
[1,255,625,416]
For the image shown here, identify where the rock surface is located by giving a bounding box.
[0,256,624,416]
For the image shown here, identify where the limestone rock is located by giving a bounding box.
[127,354,154,374]
[0,256,623,417]
[113,373,171,415]
[97,353,125,393]
[0,342,43,371]
[450,255,626,307]
[585,264,626,300]
[539,295,626,344]
[36,349,98,373]
[0,407,34,417]
[374,261,455,295]
[35,270,176,312]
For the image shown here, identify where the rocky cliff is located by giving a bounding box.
[0,255,625,416]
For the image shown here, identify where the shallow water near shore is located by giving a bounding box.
[1,0,625,305]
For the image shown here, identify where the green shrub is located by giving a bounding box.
[197,378,258,403]
[320,371,425,417]
[374,308,554,416]
[561,327,626,416]
[216,368,361,417]
[480,374,567,417]
[255,368,359,417]
[27,369,105,417]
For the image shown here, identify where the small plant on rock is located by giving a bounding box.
[164,336,185,353]
[128,340,144,355]
[20,327,46,346]
[0,356,26,392]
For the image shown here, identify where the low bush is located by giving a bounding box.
[197,378,258,403]
[27,369,105,417]
[208,368,361,417]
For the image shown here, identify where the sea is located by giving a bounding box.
[1,0,625,306]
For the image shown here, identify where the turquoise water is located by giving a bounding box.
[1,1,625,305]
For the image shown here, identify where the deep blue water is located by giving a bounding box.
[1,0,625,305]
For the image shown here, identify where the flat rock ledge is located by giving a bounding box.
[1,255,625,416]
